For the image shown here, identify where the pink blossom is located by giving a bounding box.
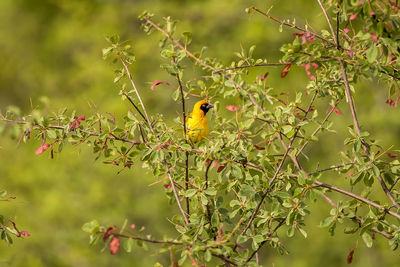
[304,63,316,80]
[77,115,85,122]
[226,105,240,111]
[395,97,399,108]
[350,14,358,21]
[344,28,350,34]
[302,35,307,45]
[306,31,315,43]
[311,63,319,69]
[164,184,172,189]
[150,80,163,90]
[370,35,378,43]
[369,11,375,16]
[35,143,50,155]
[257,71,269,81]
[130,224,136,229]
[20,231,30,237]
[68,115,85,132]
[109,236,120,255]
[386,152,398,158]
[332,105,341,115]
[213,161,219,168]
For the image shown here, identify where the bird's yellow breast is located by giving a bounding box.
[184,100,212,142]
[186,112,209,142]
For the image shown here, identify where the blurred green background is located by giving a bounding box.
[0,0,399,266]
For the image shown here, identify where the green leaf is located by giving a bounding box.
[181,32,192,46]
[204,250,212,262]
[0,191,7,199]
[253,235,264,243]
[366,45,378,63]
[172,89,180,101]
[229,200,241,208]
[211,212,219,227]
[282,125,293,135]
[287,226,295,237]
[200,194,208,205]
[178,254,187,266]
[320,216,335,228]
[124,238,133,253]
[82,220,100,234]
[298,228,307,238]
[106,34,120,44]
[102,47,114,59]
[363,173,374,187]
[47,130,57,139]
[344,226,359,234]
[205,187,217,196]
[185,189,197,198]
[362,232,373,248]
[237,235,249,244]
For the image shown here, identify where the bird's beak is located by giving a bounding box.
[206,104,214,110]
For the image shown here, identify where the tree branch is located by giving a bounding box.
[316,0,399,210]
[314,181,400,220]
[176,72,191,218]
[250,6,336,46]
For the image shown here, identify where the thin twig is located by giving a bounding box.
[316,0,338,46]
[212,253,238,266]
[250,6,336,46]
[314,181,400,220]
[213,62,289,73]
[319,193,393,239]
[389,177,400,192]
[103,231,183,245]
[245,217,287,263]
[123,92,147,122]
[309,163,354,175]
[176,72,191,217]
[118,55,154,135]
[165,161,190,225]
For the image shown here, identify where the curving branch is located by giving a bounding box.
[316,0,400,210]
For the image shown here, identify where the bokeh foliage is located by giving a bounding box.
[1,0,400,266]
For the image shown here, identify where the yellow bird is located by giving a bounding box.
[185,100,213,142]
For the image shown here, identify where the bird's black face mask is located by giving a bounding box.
[200,103,213,114]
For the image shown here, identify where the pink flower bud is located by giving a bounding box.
[35,144,50,155]
[109,236,120,255]
[226,105,240,111]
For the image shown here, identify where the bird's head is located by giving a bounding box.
[194,100,213,115]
